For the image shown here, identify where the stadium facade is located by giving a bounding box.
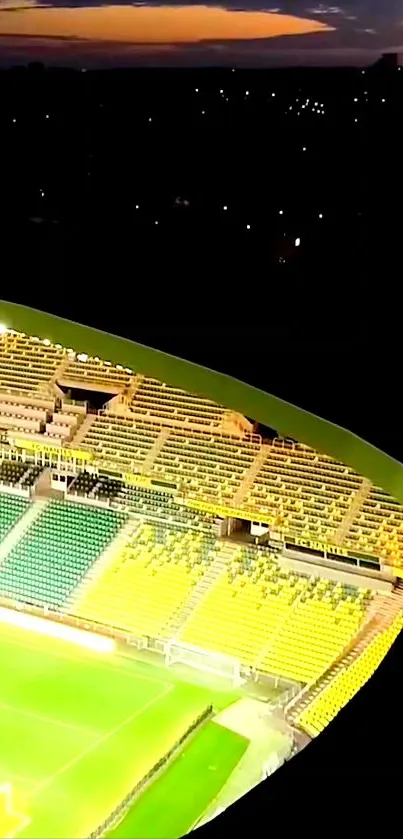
[0,298,402,838]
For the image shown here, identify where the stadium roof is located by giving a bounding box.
[1,298,403,503]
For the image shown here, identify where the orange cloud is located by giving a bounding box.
[0,5,335,45]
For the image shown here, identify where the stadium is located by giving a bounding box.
[0,299,402,839]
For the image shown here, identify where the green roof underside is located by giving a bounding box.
[1,299,403,505]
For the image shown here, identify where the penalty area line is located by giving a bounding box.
[30,684,173,798]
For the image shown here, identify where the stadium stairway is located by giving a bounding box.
[286,584,403,728]
[331,477,373,547]
[126,373,145,401]
[68,517,140,608]
[252,575,311,675]
[0,497,48,567]
[141,426,172,475]
[293,610,403,738]
[231,445,271,508]
[165,542,239,639]
[70,414,96,448]
[51,355,70,387]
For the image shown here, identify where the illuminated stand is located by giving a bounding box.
[0,784,30,838]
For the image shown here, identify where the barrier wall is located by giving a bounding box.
[88,704,213,839]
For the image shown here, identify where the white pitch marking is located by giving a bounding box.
[31,684,173,797]
[0,702,101,739]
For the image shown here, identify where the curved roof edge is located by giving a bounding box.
[1,299,403,503]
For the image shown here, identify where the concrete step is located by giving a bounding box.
[163,540,239,638]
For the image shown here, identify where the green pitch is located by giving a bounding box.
[0,623,244,839]
[107,722,248,839]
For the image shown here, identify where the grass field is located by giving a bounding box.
[107,722,248,839]
[0,622,244,839]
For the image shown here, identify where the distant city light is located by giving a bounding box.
[272,93,276,97]
[246,224,251,229]
[223,206,228,211]
[201,110,205,115]
[354,97,358,102]
[295,237,301,247]
[245,91,249,96]
[12,118,16,124]
[135,205,139,209]
[319,213,323,219]
[382,98,386,103]
[155,220,159,225]
[279,210,284,215]
[148,117,152,122]
[195,88,199,92]
[302,147,307,151]
[45,114,49,119]
[220,89,224,94]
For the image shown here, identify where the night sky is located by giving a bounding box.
[0,0,401,67]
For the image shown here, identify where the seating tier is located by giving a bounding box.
[0,491,29,541]
[131,377,226,427]
[72,522,219,636]
[298,613,403,736]
[0,500,127,609]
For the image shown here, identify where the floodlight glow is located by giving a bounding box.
[0,606,115,654]
[77,353,88,362]
[0,324,7,335]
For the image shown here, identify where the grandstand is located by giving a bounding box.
[0,302,402,837]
